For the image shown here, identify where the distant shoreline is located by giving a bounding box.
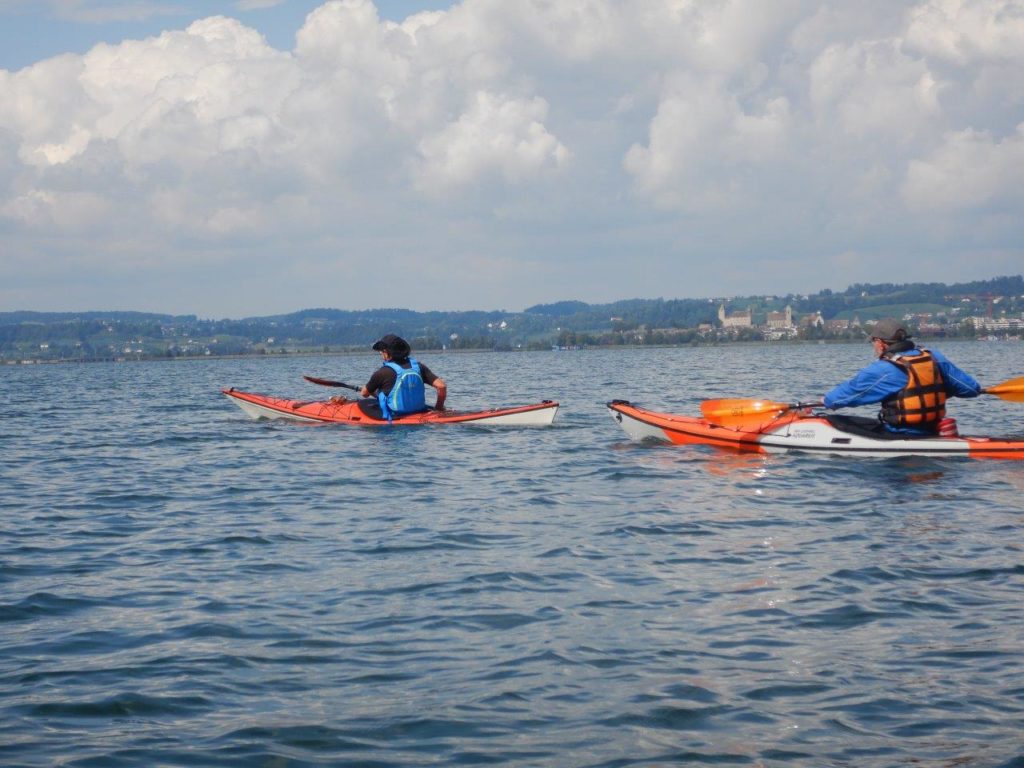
[3,336,1015,366]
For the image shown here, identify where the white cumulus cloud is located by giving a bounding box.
[623,73,793,212]
[903,123,1024,211]
[905,0,1024,64]
[415,91,569,193]
[0,0,1022,315]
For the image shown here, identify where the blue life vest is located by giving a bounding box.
[378,358,427,420]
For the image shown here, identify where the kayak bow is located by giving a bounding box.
[224,388,558,426]
[607,400,1024,459]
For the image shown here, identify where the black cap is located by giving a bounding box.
[372,334,411,357]
[870,318,910,343]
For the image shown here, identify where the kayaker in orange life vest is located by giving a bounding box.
[332,334,447,419]
[822,318,982,435]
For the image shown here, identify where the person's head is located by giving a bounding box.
[372,334,411,362]
[869,318,910,356]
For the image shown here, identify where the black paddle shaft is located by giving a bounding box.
[303,375,360,392]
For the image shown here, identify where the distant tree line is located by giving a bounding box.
[2,276,1020,362]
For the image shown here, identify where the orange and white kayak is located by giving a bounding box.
[224,388,558,426]
[607,400,1024,459]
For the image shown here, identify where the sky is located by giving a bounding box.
[1,0,1022,318]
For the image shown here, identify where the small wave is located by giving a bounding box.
[742,683,832,701]
[0,592,106,622]
[792,603,893,629]
[601,704,731,730]
[22,692,213,718]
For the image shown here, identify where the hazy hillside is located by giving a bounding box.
[2,276,1021,362]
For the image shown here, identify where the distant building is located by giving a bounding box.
[971,315,1024,332]
[765,306,793,329]
[801,312,825,329]
[718,304,752,328]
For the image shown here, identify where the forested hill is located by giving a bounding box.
[2,275,1021,362]
[523,275,1024,327]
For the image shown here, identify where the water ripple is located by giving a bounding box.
[2,347,1023,767]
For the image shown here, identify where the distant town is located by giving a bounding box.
[2,275,1022,364]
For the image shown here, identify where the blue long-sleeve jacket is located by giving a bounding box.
[824,348,981,432]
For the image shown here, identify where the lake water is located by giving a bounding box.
[2,342,1023,767]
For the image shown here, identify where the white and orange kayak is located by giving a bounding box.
[607,400,1024,459]
[224,388,558,426]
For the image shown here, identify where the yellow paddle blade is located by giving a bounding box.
[984,376,1024,402]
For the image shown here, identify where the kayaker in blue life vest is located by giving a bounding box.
[352,334,446,420]
[823,318,981,436]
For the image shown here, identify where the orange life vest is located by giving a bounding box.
[880,350,946,429]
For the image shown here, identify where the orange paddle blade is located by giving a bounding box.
[984,376,1024,402]
[700,398,794,426]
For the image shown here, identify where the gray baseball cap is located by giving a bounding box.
[869,318,909,343]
